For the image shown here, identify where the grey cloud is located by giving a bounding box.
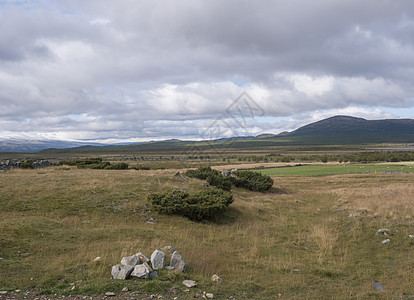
[1,0,414,141]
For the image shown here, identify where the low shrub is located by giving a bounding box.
[105,162,129,170]
[231,170,273,192]
[20,159,35,169]
[61,158,128,170]
[185,167,219,180]
[148,189,233,221]
[206,173,232,191]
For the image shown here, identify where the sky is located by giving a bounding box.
[1,0,414,143]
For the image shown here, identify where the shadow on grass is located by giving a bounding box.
[268,186,289,194]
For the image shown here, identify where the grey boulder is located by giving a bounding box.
[170,251,188,272]
[111,264,134,280]
[151,250,166,270]
[121,255,139,266]
[131,263,151,279]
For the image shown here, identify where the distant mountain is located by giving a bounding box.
[0,139,105,153]
[2,115,414,153]
[277,115,414,144]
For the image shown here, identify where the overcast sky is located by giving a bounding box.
[1,0,414,143]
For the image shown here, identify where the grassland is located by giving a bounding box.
[256,164,414,177]
[1,165,414,299]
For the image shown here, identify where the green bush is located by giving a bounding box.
[185,167,219,180]
[206,173,232,191]
[61,158,128,170]
[78,162,110,169]
[148,189,233,221]
[105,162,129,170]
[20,159,35,169]
[186,167,232,190]
[231,170,273,192]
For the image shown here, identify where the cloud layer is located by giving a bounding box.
[1,0,414,141]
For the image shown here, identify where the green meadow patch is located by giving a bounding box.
[255,164,414,177]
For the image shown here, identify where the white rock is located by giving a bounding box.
[131,264,151,279]
[376,229,391,236]
[105,292,116,296]
[382,239,391,244]
[183,280,197,288]
[151,250,166,270]
[121,287,128,292]
[121,255,139,266]
[205,293,214,299]
[409,235,414,238]
[94,257,102,262]
[211,274,222,282]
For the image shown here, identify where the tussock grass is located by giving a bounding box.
[1,167,414,298]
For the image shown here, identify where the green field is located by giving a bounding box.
[256,164,414,176]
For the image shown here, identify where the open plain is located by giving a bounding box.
[1,159,414,299]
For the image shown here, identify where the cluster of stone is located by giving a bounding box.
[111,246,188,280]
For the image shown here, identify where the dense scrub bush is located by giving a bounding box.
[148,189,233,221]
[231,170,273,192]
[185,167,219,180]
[132,165,151,170]
[187,167,273,192]
[20,159,35,169]
[61,158,128,170]
[105,162,129,170]
[206,173,232,191]
[186,167,232,190]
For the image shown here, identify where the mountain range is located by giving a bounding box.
[1,115,413,153]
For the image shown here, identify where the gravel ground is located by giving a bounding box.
[0,290,178,300]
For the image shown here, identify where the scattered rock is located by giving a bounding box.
[94,256,102,262]
[293,269,302,272]
[121,287,129,292]
[164,266,175,270]
[149,271,158,278]
[151,250,166,270]
[376,229,391,236]
[121,255,139,266]
[170,251,188,272]
[183,280,197,288]
[373,282,385,290]
[146,218,156,224]
[211,274,222,282]
[348,209,367,218]
[205,293,214,299]
[136,252,150,263]
[105,292,116,296]
[131,264,151,278]
[0,291,8,295]
[382,239,391,244]
[160,245,176,254]
[111,264,134,280]
[409,235,414,238]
